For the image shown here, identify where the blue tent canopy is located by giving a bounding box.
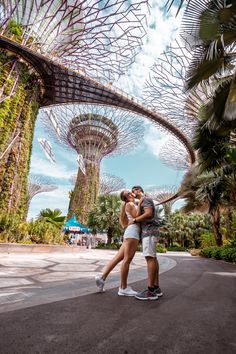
[64,214,90,233]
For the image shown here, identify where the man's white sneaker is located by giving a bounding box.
[118,286,138,297]
[95,275,105,293]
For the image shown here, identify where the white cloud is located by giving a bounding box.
[115,0,184,98]
[30,154,77,180]
[144,124,170,158]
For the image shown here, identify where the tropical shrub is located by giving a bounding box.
[156,244,167,253]
[200,246,236,263]
[28,220,64,244]
[200,232,216,248]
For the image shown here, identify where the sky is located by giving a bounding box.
[28,0,185,220]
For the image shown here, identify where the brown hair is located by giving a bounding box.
[119,190,129,228]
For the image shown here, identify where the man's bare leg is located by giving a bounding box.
[146,256,158,288]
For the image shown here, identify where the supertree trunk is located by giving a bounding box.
[68,161,100,224]
[0,50,40,219]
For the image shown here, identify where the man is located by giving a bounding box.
[129,186,163,301]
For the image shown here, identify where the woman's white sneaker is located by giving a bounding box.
[118,286,138,296]
[95,275,105,293]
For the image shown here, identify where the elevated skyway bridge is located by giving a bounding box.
[0,35,196,166]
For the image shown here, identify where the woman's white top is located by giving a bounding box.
[123,202,140,240]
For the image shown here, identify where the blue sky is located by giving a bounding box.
[28,1,185,219]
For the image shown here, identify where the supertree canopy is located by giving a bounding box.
[159,137,191,171]
[100,173,126,195]
[25,174,57,219]
[147,185,178,217]
[42,104,143,223]
[70,172,126,195]
[0,0,148,78]
[0,0,149,219]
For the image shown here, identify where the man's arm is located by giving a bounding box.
[128,207,153,225]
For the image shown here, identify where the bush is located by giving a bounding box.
[200,232,216,248]
[28,220,64,244]
[167,246,186,251]
[220,248,236,263]
[210,247,222,260]
[96,243,120,250]
[199,247,214,258]
[156,244,167,253]
[200,246,236,263]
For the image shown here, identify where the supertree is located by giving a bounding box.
[143,40,214,172]
[100,173,126,195]
[42,104,143,224]
[146,185,178,218]
[25,174,57,219]
[70,172,126,195]
[0,0,149,219]
[159,137,192,171]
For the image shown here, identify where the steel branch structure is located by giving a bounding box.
[0,0,150,219]
[28,175,57,201]
[0,37,196,163]
[147,185,178,217]
[42,104,142,223]
[159,137,191,171]
[100,173,125,195]
[25,174,57,219]
[0,0,149,79]
[70,172,126,195]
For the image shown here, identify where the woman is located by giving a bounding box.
[95,190,141,296]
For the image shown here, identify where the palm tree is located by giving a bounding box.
[37,209,66,229]
[88,195,123,244]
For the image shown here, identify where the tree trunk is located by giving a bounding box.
[68,161,100,225]
[210,207,223,246]
[224,207,232,240]
[107,227,113,245]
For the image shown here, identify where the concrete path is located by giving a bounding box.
[0,249,176,313]
[0,251,235,354]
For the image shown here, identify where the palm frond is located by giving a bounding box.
[223,73,236,124]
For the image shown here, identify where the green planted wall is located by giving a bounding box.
[68,161,100,224]
[0,50,41,219]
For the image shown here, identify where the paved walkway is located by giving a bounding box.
[0,250,235,354]
[0,249,176,313]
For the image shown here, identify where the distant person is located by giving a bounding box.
[95,190,141,296]
[129,185,163,301]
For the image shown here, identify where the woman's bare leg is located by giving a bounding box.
[120,239,139,289]
[101,243,125,280]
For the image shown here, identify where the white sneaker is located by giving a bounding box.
[95,275,105,293]
[118,286,138,297]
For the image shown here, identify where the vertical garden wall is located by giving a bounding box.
[0,49,41,220]
[68,162,100,224]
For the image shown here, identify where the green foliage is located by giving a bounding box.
[0,212,64,244]
[161,211,211,248]
[200,245,236,263]
[220,247,236,262]
[0,50,41,220]
[28,220,64,244]
[166,245,186,251]
[37,208,66,228]
[7,20,23,38]
[88,194,123,244]
[69,163,100,224]
[96,242,120,250]
[200,232,216,248]
[156,244,167,253]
